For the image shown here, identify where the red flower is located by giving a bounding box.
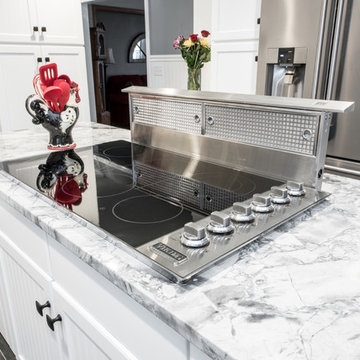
[190,34,198,42]
[201,30,210,38]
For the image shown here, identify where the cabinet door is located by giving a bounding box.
[52,283,137,360]
[36,0,84,45]
[0,248,17,354]
[0,231,61,360]
[0,0,39,43]
[41,45,91,123]
[0,44,42,132]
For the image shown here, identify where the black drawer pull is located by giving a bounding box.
[37,57,43,63]
[46,314,62,331]
[45,57,50,62]
[35,300,50,316]
[41,26,47,32]
[33,26,39,32]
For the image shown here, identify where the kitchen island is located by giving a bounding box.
[0,122,360,360]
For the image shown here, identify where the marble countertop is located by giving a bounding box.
[1,122,360,360]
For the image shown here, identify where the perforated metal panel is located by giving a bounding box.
[134,162,253,213]
[204,105,319,155]
[132,97,202,134]
[135,162,201,208]
[203,184,250,213]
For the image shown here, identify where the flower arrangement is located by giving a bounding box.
[173,30,211,90]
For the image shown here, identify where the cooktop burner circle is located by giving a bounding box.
[112,194,184,224]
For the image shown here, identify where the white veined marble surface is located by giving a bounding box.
[0,122,359,360]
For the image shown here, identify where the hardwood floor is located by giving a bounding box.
[0,333,15,360]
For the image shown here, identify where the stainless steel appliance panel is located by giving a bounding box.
[326,0,360,163]
[256,0,328,98]
[131,122,322,189]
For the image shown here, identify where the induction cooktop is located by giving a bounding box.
[0,140,329,282]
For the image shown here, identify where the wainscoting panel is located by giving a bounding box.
[147,55,187,89]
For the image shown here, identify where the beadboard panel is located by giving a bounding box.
[147,55,187,89]
[0,249,59,360]
[0,248,17,354]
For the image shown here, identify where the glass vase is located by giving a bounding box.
[187,67,201,90]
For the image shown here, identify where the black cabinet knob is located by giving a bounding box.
[35,300,50,316]
[37,57,43,63]
[45,57,50,62]
[46,314,62,331]
[41,26,47,32]
[33,26,39,32]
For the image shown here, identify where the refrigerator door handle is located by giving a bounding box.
[326,0,345,100]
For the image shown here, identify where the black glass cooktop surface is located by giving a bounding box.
[0,140,282,249]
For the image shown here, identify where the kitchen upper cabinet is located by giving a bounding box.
[0,0,90,132]
[0,0,84,45]
[0,44,90,131]
[0,0,38,43]
[42,45,91,122]
[35,0,84,45]
[0,44,42,132]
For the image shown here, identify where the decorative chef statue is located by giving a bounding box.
[25,63,81,150]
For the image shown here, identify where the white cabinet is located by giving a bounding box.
[0,0,90,131]
[0,0,38,44]
[52,284,136,360]
[0,249,60,360]
[42,46,91,122]
[0,218,60,360]
[0,44,42,132]
[35,0,84,45]
[0,247,17,353]
[0,0,84,45]
[0,197,190,360]
[0,44,90,132]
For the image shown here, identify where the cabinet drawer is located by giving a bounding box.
[48,237,188,360]
[0,199,50,275]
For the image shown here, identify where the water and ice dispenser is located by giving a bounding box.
[264,47,307,98]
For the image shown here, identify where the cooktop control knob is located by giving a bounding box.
[286,181,306,197]
[270,186,290,204]
[251,194,274,213]
[230,203,255,223]
[207,211,234,234]
[181,222,209,248]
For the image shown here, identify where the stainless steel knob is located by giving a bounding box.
[270,186,290,204]
[230,203,255,223]
[207,211,234,234]
[251,194,274,213]
[181,222,209,248]
[286,181,306,197]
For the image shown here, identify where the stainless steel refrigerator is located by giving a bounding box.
[256,0,360,175]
